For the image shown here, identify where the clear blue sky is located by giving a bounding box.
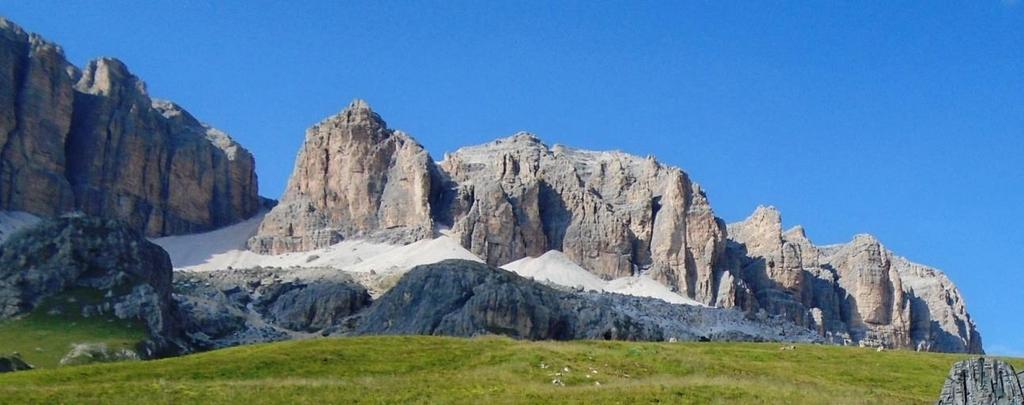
[4,1,1021,355]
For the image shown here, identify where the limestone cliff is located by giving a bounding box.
[0,17,259,236]
[248,100,434,254]
[725,206,982,353]
[435,134,727,305]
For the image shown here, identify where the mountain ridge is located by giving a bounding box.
[248,99,982,353]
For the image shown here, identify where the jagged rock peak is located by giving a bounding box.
[783,225,809,241]
[76,57,148,97]
[315,98,386,128]
[249,99,435,254]
[0,17,63,55]
[436,131,726,305]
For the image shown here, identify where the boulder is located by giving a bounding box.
[936,358,1023,404]
[173,268,371,349]
[0,215,185,355]
[58,343,140,366]
[0,354,32,373]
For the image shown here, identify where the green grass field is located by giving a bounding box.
[1,335,1018,404]
[0,288,146,369]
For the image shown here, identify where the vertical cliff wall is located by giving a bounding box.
[0,18,260,236]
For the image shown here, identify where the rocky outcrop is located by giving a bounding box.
[249,100,433,254]
[0,215,185,355]
[343,259,821,343]
[725,206,982,353]
[936,358,1023,404]
[436,135,727,305]
[0,354,32,373]
[174,268,371,349]
[59,343,140,366]
[0,17,259,236]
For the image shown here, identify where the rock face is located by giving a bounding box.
[0,215,185,355]
[725,206,983,353]
[249,100,433,254]
[936,358,1023,404]
[174,268,371,349]
[344,259,821,343]
[0,17,259,236]
[436,135,726,306]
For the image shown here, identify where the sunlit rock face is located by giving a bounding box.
[0,18,260,236]
[725,206,982,353]
[248,100,434,255]
[435,134,726,305]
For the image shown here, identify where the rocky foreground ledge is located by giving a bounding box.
[937,358,1024,404]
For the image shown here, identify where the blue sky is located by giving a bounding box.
[3,1,1021,355]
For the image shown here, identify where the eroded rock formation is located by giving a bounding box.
[0,17,259,236]
[435,135,726,306]
[249,100,433,254]
[0,215,185,355]
[725,206,982,353]
[342,259,821,343]
[250,100,983,353]
[936,358,1023,404]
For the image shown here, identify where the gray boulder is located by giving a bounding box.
[256,280,372,332]
[59,343,140,366]
[174,268,371,349]
[936,358,1023,404]
[344,259,821,343]
[0,354,32,373]
[0,215,185,355]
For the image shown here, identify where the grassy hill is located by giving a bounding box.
[1,335,1018,404]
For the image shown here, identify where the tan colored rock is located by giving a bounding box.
[0,18,76,215]
[437,134,726,304]
[827,234,912,348]
[69,59,260,235]
[894,256,983,353]
[248,100,434,254]
[724,206,980,353]
[0,18,260,236]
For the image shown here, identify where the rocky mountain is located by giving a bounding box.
[436,134,726,307]
[250,100,983,353]
[725,206,982,353]
[0,17,259,236]
[249,100,433,254]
